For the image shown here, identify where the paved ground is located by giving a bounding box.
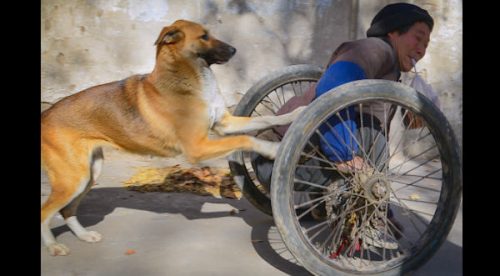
[41,147,462,276]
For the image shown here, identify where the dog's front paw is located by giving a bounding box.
[47,243,70,256]
[293,105,307,115]
[288,105,307,119]
[254,139,280,160]
[77,231,102,243]
[268,141,280,159]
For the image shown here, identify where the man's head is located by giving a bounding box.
[366,3,434,72]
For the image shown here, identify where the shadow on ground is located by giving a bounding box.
[51,187,461,275]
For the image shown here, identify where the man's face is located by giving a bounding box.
[388,22,431,72]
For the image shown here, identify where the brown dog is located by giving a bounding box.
[41,19,304,256]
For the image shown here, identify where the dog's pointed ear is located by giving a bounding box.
[154,26,184,45]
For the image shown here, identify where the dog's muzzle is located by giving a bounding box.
[199,41,236,65]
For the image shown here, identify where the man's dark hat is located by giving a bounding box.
[366,3,434,37]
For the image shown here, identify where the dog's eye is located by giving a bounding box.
[200,34,209,41]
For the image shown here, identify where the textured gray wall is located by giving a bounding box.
[41,0,462,145]
[41,0,354,106]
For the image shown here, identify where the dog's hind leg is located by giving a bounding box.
[41,171,91,255]
[41,140,95,256]
[59,148,103,244]
[212,106,306,135]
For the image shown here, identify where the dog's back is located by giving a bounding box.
[41,74,182,156]
[42,76,140,132]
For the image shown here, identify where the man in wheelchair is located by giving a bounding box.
[252,2,433,250]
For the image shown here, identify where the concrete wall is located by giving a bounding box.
[41,0,462,145]
[41,0,354,106]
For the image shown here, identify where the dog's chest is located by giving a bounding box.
[200,67,226,128]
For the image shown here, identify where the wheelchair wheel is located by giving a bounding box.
[228,64,323,215]
[271,79,462,275]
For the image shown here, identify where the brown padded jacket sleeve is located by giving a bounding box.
[326,37,399,81]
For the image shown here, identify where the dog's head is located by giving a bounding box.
[154,20,236,66]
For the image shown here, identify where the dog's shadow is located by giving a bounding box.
[53,187,239,226]
[51,186,311,275]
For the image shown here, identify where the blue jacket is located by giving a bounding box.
[314,37,400,162]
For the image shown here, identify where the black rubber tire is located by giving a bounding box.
[228,64,323,216]
[271,79,462,275]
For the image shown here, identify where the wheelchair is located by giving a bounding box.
[228,64,462,275]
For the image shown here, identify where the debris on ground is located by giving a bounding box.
[409,193,421,200]
[125,249,136,255]
[229,208,247,216]
[122,165,241,199]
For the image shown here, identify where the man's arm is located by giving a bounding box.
[315,61,366,162]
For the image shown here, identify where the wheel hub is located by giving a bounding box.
[361,172,390,204]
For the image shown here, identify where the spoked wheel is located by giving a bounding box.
[271,80,462,275]
[228,64,323,215]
